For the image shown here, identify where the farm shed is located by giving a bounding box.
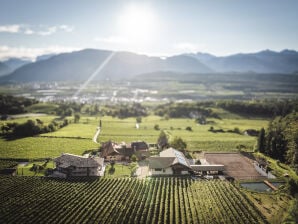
[148,148,192,176]
[53,153,104,178]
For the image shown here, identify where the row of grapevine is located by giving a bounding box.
[0,176,267,224]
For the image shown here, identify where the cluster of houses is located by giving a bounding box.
[53,140,226,178]
[53,140,150,178]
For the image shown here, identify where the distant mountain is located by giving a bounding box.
[3,58,31,71]
[0,49,212,82]
[36,54,56,62]
[189,50,298,73]
[1,48,298,83]
[186,52,217,64]
[0,62,12,76]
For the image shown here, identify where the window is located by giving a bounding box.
[155,168,162,171]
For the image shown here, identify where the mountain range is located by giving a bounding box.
[0,49,298,82]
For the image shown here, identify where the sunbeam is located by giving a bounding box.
[72,51,115,98]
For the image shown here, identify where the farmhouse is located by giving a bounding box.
[148,148,192,175]
[53,153,104,178]
[101,140,149,161]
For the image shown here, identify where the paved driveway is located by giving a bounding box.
[136,161,149,179]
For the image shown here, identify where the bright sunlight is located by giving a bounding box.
[117,4,158,43]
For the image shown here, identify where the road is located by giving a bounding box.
[93,127,101,144]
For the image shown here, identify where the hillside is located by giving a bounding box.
[1,49,298,83]
[188,49,298,73]
[0,49,212,82]
[0,62,11,76]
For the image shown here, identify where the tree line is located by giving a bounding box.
[154,102,219,119]
[0,94,38,115]
[257,112,298,174]
[1,118,69,138]
[218,99,298,117]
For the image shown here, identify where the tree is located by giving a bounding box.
[136,116,142,123]
[157,130,169,149]
[74,113,80,123]
[257,128,266,153]
[154,124,160,131]
[170,136,187,151]
[131,154,137,162]
[186,126,192,131]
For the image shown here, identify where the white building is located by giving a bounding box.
[53,153,104,178]
[148,148,192,176]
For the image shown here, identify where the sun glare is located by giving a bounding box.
[117,4,158,43]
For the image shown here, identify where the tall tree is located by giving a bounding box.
[157,131,169,149]
[257,128,266,153]
[170,136,187,151]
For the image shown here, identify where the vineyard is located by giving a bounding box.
[0,176,267,224]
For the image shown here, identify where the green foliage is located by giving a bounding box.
[0,94,38,115]
[0,177,266,223]
[261,112,298,171]
[154,102,218,119]
[136,116,142,123]
[257,128,266,153]
[218,99,298,117]
[185,126,192,132]
[0,159,18,170]
[170,136,187,151]
[157,130,168,149]
[131,154,137,162]
[154,124,160,130]
[1,117,69,138]
[100,102,148,118]
[74,113,80,123]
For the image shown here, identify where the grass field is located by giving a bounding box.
[0,137,98,159]
[0,115,269,159]
[44,115,267,150]
[0,177,266,224]
[104,163,137,178]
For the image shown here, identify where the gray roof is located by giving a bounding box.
[54,153,104,168]
[148,157,176,169]
[148,148,191,169]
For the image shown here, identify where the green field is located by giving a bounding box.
[0,177,266,224]
[104,163,137,178]
[0,115,268,159]
[0,137,98,159]
[43,115,267,150]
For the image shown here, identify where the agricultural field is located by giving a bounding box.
[0,177,267,224]
[42,115,268,151]
[0,137,98,159]
[0,114,268,160]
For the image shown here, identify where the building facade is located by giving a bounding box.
[53,153,104,178]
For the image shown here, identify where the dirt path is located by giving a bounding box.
[93,127,101,144]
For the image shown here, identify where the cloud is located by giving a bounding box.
[0,45,80,60]
[94,36,129,44]
[174,42,206,53]
[0,24,74,36]
[59,25,74,32]
[37,26,58,36]
[36,25,74,36]
[0,25,21,33]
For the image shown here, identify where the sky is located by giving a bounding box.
[0,0,298,60]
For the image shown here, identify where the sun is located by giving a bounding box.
[117,4,158,43]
